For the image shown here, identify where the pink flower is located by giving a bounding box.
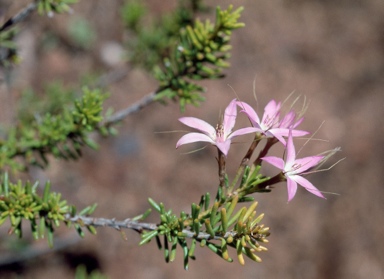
[237,100,308,145]
[261,131,325,201]
[279,110,304,129]
[176,99,258,156]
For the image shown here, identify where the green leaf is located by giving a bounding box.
[188,239,197,259]
[47,224,54,248]
[169,237,178,262]
[220,208,228,232]
[148,198,161,213]
[139,230,158,245]
[204,219,215,238]
[86,225,97,235]
[3,172,9,197]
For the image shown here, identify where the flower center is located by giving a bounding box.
[285,163,301,175]
[215,124,225,142]
[262,114,279,130]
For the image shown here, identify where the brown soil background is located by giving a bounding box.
[1,0,384,278]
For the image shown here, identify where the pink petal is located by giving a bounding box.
[286,177,298,202]
[279,111,305,129]
[290,129,310,137]
[176,132,214,148]
[261,156,285,170]
[269,128,309,146]
[285,131,296,165]
[292,117,304,129]
[279,111,296,128]
[267,129,288,145]
[264,100,280,116]
[228,127,259,139]
[262,100,281,124]
[290,175,325,199]
[271,128,309,139]
[236,101,260,126]
[179,117,215,136]
[223,99,237,135]
[216,140,231,156]
[293,156,324,173]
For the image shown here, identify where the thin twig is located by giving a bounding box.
[0,3,37,32]
[251,173,283,192]
[93,66,130,89]
[100,91,158,127]
[217,149,226,189]
[228,134,261,192]
[253,137,278,166]
[181,228,245,241]
[65,214,158,232]
[65,214,253,241]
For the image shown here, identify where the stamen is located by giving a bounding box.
[216,124,224,138]
[291,163,301,171]
[262,114,280,130]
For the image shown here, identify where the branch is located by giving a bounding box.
[100,91,157,127]
[91,66,157,126]
[64,214,258,242]
[218,149,226,189]
[65,214,157,232]
[94,66,130,88]
[0,3,37,32]
[0,175,270,268]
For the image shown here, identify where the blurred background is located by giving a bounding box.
[1,0,383,278]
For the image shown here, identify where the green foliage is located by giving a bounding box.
[17,82,78,123]
[122,0,207,70]
[0,173,97,248]
[0,87,110,171]
[0,0,272,271]
[37,0,78,15]
[121,0,147,32]
[237,165,273,195]
[0,27,17,49]
[153,5,245,111]
[75,265,108,279]
[142,191,270,270]
[121,1,245,111]
[0,26,19,67]
[67,17,97,50]
[138,150,279,269]
[0,0,78,67]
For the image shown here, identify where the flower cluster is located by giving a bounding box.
[176,99,258,156]
[177,98,329,201]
